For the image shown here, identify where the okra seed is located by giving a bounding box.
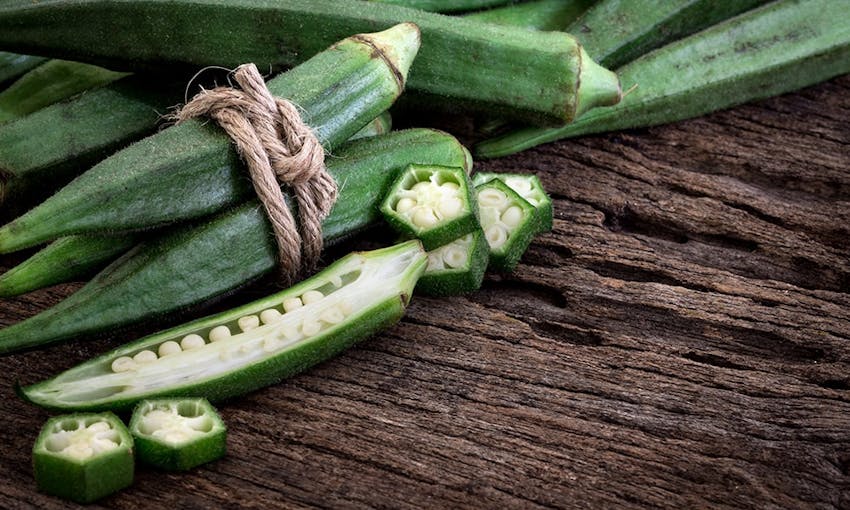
[263,338,281,353]
[158,340,182,357]
[505,177,532,194]
[260,308,283,324]
[485,224,509,249]
[438,197,463,218]
[279,326,299,341]
[411,181,431,193]
[181,334,206,350]
[478,188,508,208]
[65,443,94,461]
[320,307,345,324]
[302,320,321,337]
[396,197,416,214]
[87,422,111,433]
[209,325,231,342]
[440,181,460,191]
[45,434,71,452]
[238,315,260,332]
[302,290,324,305]
[427,252,445,271]
[412,207,439,228]
[111,356,136,373]
[282,297,303,312]
[501,206,523,228]
[133,350,158,364]
[443,246,468,269]
[340,301,353,315]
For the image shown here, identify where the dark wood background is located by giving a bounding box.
[0,75,848,509]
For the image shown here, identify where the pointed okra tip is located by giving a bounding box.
[574,46,622,121]
[359,22,421,89]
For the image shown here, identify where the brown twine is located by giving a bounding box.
[173,64,337,286]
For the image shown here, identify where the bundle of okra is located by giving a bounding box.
[0,0,848,501]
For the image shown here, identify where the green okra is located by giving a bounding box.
[0,0,621,126]
[417,229,489,297]
[476,0,850,158]
[472,172,552,233]
[349,111,392,141]
[21,241,427,411]
[381,164,478,251]
[369,0,514,12]
[130,398,226,471]
[477,179,537,272]
[0,51,46,86]
[32,413,134,503]
[0,234,137,297]
[464,0,596,31]
[0,128,471,354]
[0,59,128,123]
[0,76,181,215]
[0,23,420,253]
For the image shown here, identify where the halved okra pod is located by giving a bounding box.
[130,398,226,471]
[381,165,478,251]
[21,241,427,411]
[477,179,538,272]
[33,413,133,503]
[472,172,553,233]
[417,229,489,297]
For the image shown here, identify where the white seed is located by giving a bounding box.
[44,434,71,452]
[443,246,468,269]
[111,356,136,373]
[238,315,260,332]
[209,325,231,342]
[302,290,324,305]
[437,196,463,218]
[411,181,431,193]
[427,252,445,271]
[260,308,283,325]
[240,343,253,354]
[301,320,321,337]
[320,307,345,325]
[282,297,303,312]
[440,181,460,191]
[158,340,182,357]
[181,334,206,350]
[412,207,439,228]
[263,338,282,353]
[219,350,233,362]
[485,224,509,249]
[500,205,524,228]
[278,326,299,341]
[329,273,343,288]
[64,443,94,461]
[478,188,508,209]
[395,197,416,214]
[87,421,111,433]
[133,350,157,364]
[340,301,353,316]
[505,177,533,194]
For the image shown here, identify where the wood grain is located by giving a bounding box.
[0,75,848,509]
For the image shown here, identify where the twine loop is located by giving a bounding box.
[174,64,337,285]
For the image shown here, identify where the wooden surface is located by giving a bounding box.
[0,75,848,509]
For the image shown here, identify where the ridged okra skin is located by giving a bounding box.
[22,242,427,412]
[0,23,419,253]
[0,76,180,216]
[477,179,537,272]
[464,0,596,31]
[0,51,46,86]
[32,413,134,503]
[472,172,552,233]
[475,0,850,158]
[0,0,620,125]
[0,129,471,354]
[381,164,478,251]
[130,399,226,471]
[566,0,769,69]
[0,59,128,123]
[0,234,137,297]
[416,229,489,297]
[349,111,392,141]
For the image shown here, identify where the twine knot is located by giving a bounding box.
[175,64,337,285]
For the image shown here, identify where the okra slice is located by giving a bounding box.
[33,413,133,503]
[416,229,489,297]
[381,164,477,250]
[130,398,226,471]
[476,179,537,272]
[21,241,427,412]
[472,172,553,233]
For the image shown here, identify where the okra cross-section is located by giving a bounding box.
[472,172,553,233]
[476,179,537,272]
[21,241,427,412]
[381,164,477,250]
[130,398,226,471]
[417,229,489,297]
[33,412,133,503]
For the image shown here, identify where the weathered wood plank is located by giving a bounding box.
[0,75,848,509]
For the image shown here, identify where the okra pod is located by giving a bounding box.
[0,234,137,297]
[32,413,134,503]
[464,0,596,31]
[130,398,226,471]
[0,0,621,125]
[349,111,392,141]
[0,129,471,354]
[417,229,489,297]
[476,0,850,158]
[21,241,427,411]
[477,179,537,272]
[0,59,127,123]
[0,51,46,86]
[0,23,420,253]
